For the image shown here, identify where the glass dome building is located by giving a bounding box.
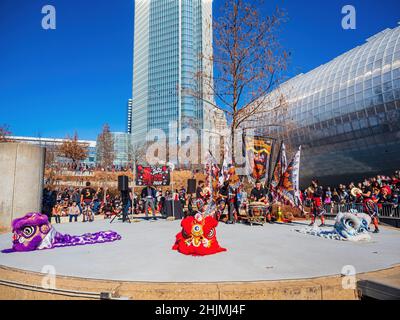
[245,25,400,186]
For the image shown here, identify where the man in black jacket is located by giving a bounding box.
[141,185,157,220]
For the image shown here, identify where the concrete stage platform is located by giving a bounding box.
[0,219,399,283]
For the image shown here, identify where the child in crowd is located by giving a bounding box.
[68,201,80,222]
[103,201,113,219]
[52,203,61,224]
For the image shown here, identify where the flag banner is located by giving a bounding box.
[270,142,288,190]
[135,165,170,186]
[244,134,273,184]
[277,146,301,208]
[205,151,220,195]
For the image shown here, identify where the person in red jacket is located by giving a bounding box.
[309,179,326,227]
[361,180,380,233]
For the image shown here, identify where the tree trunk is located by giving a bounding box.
[231,124,236,165]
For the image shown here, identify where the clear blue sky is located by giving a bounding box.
[0,0,399,140]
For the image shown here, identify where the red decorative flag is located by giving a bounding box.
[270,142,288,190]
[277,146,301,208]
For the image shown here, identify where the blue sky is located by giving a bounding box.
[0,0,399,140]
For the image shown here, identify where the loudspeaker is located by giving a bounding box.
[187,179,196,194]
[118,175,129,191]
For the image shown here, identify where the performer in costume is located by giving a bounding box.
[195,181,206,211]
[172,213,226,256]
[195,181,212,215]
[2,212,121,253]
[360,180,380,233]
[309,179,326,227]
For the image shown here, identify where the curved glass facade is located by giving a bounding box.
[247,26,400,186]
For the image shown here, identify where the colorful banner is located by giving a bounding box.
[244,135,273,183]
[277,146,301,208]
[135,165,170,186]
[270,142,288,189]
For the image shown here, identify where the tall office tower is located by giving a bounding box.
[131,0,216,147]
[126,98,133,134]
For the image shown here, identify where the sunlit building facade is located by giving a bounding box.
[111,132,133,167]
[9,136,97,165]
[244,26,400,186]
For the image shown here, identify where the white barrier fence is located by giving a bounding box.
[321,203,399,219]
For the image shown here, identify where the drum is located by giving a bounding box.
[247,202,268,225]
[248,202,267,216]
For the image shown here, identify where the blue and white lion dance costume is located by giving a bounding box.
[295,211,372,242]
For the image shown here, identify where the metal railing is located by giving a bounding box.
[321,202,400,219]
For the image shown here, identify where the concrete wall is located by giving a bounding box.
[0,143,45,231]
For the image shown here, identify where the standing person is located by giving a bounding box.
[121,186,133,222]
[195,181,207,211]
[93,187,104,215]
[361,180,380,233]
[324,187,333,214]
[235,185,243,218]
[156,188,163,212]
[227,181,237,223]
[219,181,235,224]
[196,181,205,199]
[42,187,53,220]
[68,201,80,222]
[141,185,157,220]
[179,187,186,209]
[159,191,167,217]
[71,188,82,214]
[52,202,61,224]
[309,179,326,227]
[80,182,96,222]
[186,194,195,216]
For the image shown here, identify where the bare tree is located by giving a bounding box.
[58,132,88,165]
[128,141,146,165]
[185,0,289,164]
[96,124,114,168]
[45,147,58,167]
[0,124,12,142]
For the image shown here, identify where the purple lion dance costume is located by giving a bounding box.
[1,212,121,253]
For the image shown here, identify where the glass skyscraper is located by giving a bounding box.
[131,0,215,146]
[244,25,400,186]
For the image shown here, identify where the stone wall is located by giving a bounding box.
[0,143,45,231]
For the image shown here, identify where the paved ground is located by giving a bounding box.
[0,218,399,282]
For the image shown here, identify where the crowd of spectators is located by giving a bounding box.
[42,169,400,224]
[41,185,192,223]
[46,162,134,174]
[301,170,400,209]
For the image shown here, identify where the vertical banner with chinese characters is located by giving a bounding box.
[243,134,273,184]
[270,142,288,190]
[277,146,302,208]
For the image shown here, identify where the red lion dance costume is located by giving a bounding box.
[172,213,226,256]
